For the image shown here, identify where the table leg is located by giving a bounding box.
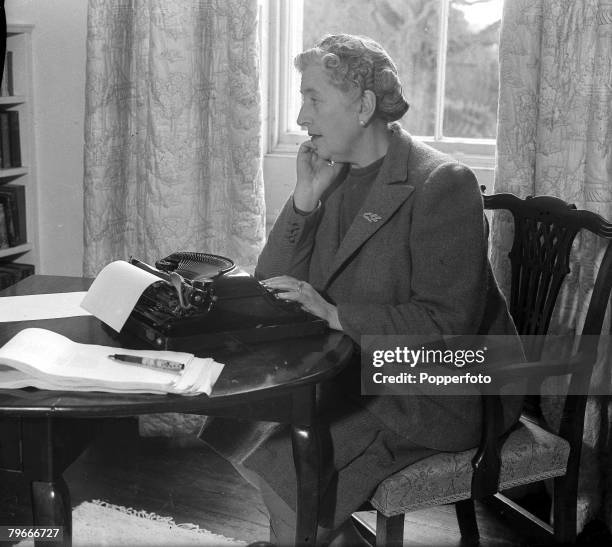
[291,385,320,546]
[31,477,71,547]
[291,424,320,546]
[20,417,101,547]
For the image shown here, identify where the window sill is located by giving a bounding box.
[267,133,496,170]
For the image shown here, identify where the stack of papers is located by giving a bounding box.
[0,328,224,395]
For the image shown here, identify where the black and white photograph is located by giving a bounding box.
[0,1,611,546]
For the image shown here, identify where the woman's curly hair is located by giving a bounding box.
[294,34,409,123]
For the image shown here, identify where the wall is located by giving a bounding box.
[6,0,87,275]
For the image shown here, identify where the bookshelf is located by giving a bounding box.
[0,25,37,287]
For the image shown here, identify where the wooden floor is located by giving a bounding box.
[0,418,590,546]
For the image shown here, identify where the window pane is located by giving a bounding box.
[444,0,502,138]
[301,0,440,136]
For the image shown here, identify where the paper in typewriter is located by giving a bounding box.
[0,328,224,395]
[81,260,161,331]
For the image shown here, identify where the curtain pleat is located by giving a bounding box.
[83,0,265,438]
[83,0,265,277]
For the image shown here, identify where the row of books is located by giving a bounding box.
[0,111,21,169]
[0,51,13,97]
[1,49,21,169]
[0,261,34,290]
[0,50,31,293]
[0,185,26,250]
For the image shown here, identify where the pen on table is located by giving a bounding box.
[107,354,185,373]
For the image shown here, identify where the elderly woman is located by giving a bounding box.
[201,34,522,545]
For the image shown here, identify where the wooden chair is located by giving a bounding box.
[352,193,612,546]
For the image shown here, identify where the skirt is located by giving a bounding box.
[199,368,441,530]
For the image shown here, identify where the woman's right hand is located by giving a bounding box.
[294,140,344,212]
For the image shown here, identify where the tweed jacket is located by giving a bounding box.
[255,124,522,451]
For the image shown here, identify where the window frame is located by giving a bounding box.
[260,0,497,166]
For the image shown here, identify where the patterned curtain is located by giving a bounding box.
[491,0,612,534]
[83,0,265,277]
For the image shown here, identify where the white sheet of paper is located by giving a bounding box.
[0,292,92,322]
[80,260,163,332]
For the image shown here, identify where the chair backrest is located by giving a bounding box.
[485,194,612,348]
[469,193,612,500]
[484,193,612,436]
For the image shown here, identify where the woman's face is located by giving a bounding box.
[297,64,362,163]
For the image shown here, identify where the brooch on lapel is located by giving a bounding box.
[363,212,382,223]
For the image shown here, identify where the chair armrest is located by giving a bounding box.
[488,352,587,386]
[470,351,588,499]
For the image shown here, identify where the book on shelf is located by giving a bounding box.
[0,261,34,280]
[7,112,20,167]
[0,51,14,97]
[0,328,225,395]
[0,193,15,245]
[0,112,10,168]
[0,203,9,249]
[0,270,18,290]
[0,184,26,246]
[0,110,21,169]
[0,262,34,289]
[0,262,33,290]
[0,272,14,290]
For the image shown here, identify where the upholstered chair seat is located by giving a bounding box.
[371,418,569,516]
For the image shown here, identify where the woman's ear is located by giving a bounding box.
[359,90,377,125]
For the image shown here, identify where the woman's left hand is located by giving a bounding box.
[261,276,342,331]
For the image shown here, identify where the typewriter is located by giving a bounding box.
[121,252,327,351]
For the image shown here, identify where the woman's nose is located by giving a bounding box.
[297,104,310,127]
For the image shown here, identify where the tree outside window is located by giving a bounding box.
[300,0,502,140]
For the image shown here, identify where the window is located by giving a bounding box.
[262,0,502,152]
[260,0,503,223]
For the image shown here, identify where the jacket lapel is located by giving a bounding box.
[321,127,416,289]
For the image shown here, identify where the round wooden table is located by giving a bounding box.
[0,276,355,546]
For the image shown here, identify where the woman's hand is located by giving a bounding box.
[261,275,342,331]
[294,140,344,212]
